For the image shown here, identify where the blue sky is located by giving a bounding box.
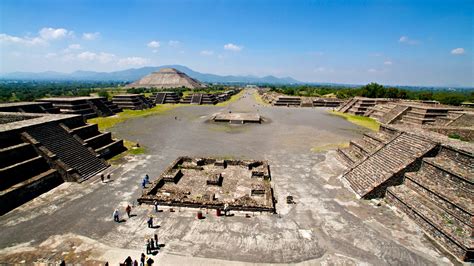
[0,0,472,86]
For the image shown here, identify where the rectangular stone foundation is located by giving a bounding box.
[138,156,275,213]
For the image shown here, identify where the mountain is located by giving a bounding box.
[0,65,301,84]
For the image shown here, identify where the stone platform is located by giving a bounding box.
[212,112,261,124]
[138,156,275,212]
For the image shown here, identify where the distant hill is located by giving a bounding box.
[0,65,301,84]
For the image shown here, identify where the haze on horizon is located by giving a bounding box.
[0,0,472,87]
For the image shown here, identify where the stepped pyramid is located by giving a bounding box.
[126,68,206,89]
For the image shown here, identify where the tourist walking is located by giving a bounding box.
[150,238,155,250]
[100,174,105,183]
[154,200,159,212]
[140,253,146,265]
[113,209,120,222]
[142,179,146,189]
[147,216,153,228]
[125,204,132,218]
[154,234,158,248]
[145,174,150,184]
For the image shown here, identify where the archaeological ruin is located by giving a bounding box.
[138,156,275,213]
[126,68,206,89]
[180,93,218,105]
[212,112,261,124]
[259,91,344,108]
[112,94,155,110]
[337,123,473,261]
[38,96,122,119]
[0,112,126,215]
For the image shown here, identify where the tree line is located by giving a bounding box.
[270,82,474,106]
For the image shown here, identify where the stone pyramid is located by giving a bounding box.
[126,68,206,89]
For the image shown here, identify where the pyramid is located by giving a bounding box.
[126,68,206,89]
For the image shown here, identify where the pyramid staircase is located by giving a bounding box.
[273,96,301,107]
[25,123,109,181]
[386,146,473,261]
[191,94,203,104]
[0,136,62,215]
[341,130,437,199]
[153,92,180,104]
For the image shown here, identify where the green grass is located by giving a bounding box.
[252,91,270,106]
[88,104,179,131]
[215,90,245,107]
[329,111,380,131]
[109,139,146,164]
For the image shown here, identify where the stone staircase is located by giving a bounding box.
[342,132,437,198]
[112,94,155,110]
[191,94,203,104]
[337,125,399,167]
[337,98,358,113]
[65,121,126,159]
[0,139,62,215]
[386,146,473,261]
[153,92,180,104]
[25,123,109,181]
[273,96,301,107]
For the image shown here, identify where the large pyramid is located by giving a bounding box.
[126,68,206,89]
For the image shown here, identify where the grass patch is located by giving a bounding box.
[88,104,178,131]
[215,90,245,107]
[109,139,146,164]
[329,111,380,131]
[311,142,349,152]
[252,91,270,106]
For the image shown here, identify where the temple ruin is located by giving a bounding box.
[259,91,344,108]
[337,124,473,261]
[0,112,126,215]
[112,94,155,110]
[138,157,275,213]
[211,112,261,124]
[38,96,121,119]
[126,68,206,89]
[180,93,218,105]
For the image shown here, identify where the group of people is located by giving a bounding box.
[113,204,133,222]
[146,234,160,255]
[122,253,154,266]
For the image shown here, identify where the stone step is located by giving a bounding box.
[404,172,473,226]
[343,133,436,198]
[0,156,50,190]
[26,124,109,180]
[386,185,473,261]
[424,157,473,183]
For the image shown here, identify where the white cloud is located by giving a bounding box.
[224,43,243,52]
[168,40,180,47]
[200,50,214,56]
[77,51,116,63]
[384,61,393,65]
[77,51,97,61]
[369,52,383,57]
[68,44,82,50]
[314,67,326,72]
[399,36,419,45]
[147,41,160,48]
[39,27,72,40]
[368,68,377,73]
[118,57,149,66]
[0,33,47,46]
[451,48,465,55]
[82,32,100,40]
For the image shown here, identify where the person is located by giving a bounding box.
[126,205,132,218]
[154,234,158,248]
[124,256,133,266]
[154,201,159,212]
[142,179,146,189]
[113,209,120,222]
[146,240,151,255]
[133,260,138,266]
[150,238,155,250]
[145,174,150,184]
[100,174,105,183]
[107,174,111,180]
[140,253,146,265]
[146,257,154,266]
[147,216,153,228]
